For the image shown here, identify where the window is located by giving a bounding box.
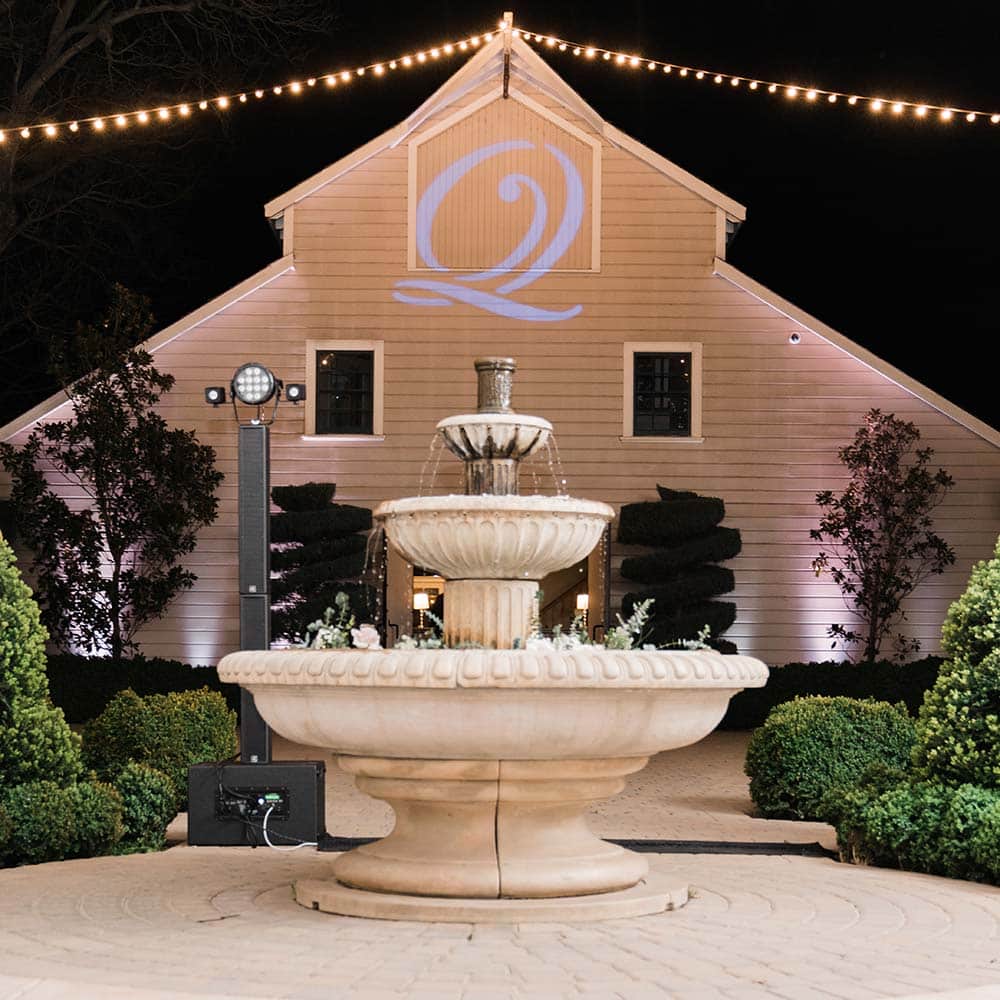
[622,342,702,441]
[304,340,384,438]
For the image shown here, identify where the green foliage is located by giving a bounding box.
[270,483,374,644]
[82,687,236,809]
[271,482,336,512]
[824,777,1000,883]
[113,762,178,854]
[745,696,916,820]
[618,497,725,546]
[940,536,1000,665]
[46,653,240,724]
[720,656,942,730]
[811,408,954,661]
[67,780,124,859]
[0,287,224,660]
[912,649,1000,787]
[620,527,742,583]
[1,781,76,865]
[0,533,82,788]
[0,803,11,856]
[622,598,737,648]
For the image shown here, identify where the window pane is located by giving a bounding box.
[315,350,374,435]
[633,352,692,437]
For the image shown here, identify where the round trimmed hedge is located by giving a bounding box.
[83,687,236,810]
[745,696,916,820]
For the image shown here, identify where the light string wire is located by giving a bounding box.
[0,25,500,144]
[515,26,1000,126]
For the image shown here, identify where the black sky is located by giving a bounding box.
[144,1,1000,428]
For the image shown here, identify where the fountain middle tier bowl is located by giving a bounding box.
[374,494,614,580]
[217,647,769,760]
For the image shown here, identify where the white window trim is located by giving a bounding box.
[621,342,703,442]
[304,339,384,438]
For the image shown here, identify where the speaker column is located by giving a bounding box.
[237,422,272,764]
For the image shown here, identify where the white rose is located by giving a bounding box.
[351,624,381,650]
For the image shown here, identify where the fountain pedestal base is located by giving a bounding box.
[329,754,651,900]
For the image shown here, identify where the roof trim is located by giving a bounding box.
[713,258,1000,447]
[0,254,295,442]
[263,33,745,221]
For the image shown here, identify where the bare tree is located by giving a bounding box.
[0,1,337,416]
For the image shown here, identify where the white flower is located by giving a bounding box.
[351,624,381,650]
[526,636,554,651]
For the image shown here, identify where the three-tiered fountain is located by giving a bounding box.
[218,358,767,921]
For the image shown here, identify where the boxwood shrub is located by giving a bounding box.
[114,762,178,854]
[46,653,240,725]
[912,648,1000,788]
[823,774,1000,883]
[745,696,916,820]
[67,780,124,859]
[720,656,942,730]
[1,781,78,864]
[1,779,124,865]
[83,687,237,810]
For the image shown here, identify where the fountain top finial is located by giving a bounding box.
[474,357,516,414]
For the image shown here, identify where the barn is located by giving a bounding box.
[3,31,998,666]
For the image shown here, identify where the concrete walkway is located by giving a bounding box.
[1,733,998,1000]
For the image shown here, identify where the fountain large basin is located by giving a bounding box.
[217,647,767,904]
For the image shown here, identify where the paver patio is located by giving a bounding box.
[1,732,998,1000]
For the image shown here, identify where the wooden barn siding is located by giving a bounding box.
[5,76,1000,665]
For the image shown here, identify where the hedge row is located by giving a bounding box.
[46,653,240,724]
[720,656,942,730]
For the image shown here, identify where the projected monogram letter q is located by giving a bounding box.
[394,140,584,322]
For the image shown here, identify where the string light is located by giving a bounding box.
[519,25,1000,129]
[5,20,996,143]
[1,25,497,142]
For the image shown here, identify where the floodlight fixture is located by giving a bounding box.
[204,386,226,406]
[231,362,278,405]
[285,383,306,403]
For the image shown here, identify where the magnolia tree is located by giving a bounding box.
[811,408,955,661]
[0,286,223,660]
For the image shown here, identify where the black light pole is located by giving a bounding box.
[205,367,306,765]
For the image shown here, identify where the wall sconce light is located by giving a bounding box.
[576,592,589,629]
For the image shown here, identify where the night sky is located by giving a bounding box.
[115,1,1000,428]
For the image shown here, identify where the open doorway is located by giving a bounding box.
[539,558,589,634]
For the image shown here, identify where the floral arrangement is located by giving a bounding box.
[303,591,382,650]
[303,592,713,653]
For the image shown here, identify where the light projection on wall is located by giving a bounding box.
[394,140,585,321]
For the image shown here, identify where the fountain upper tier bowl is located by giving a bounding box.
[436,412,552,462]
[374,494,614,580]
